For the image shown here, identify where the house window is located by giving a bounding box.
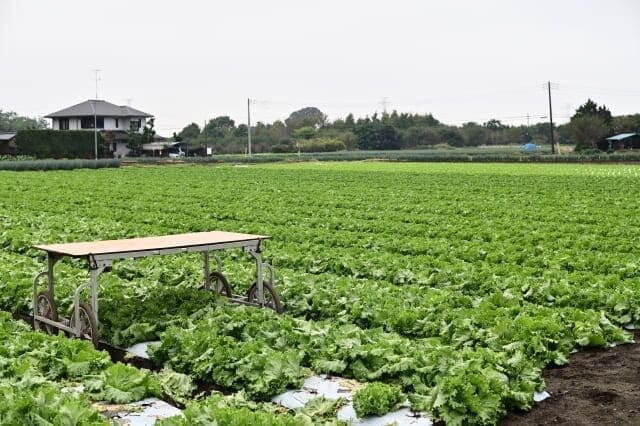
[130,119,141,130]
[59,118,69,130]
[115,118,119,128]
[81,117,104,129]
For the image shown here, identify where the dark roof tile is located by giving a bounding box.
[46,100,152,118]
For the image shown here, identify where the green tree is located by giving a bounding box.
[269,121,288,142]
[461,122,489,146]
[353,121,401,150]
[569,100,614,151]
[203,116,235,140]
[127,123,143,154]
[402,126,440,147]
[233,124,248,137]
[344,113,355,128]
[612,114,640,134]
[143,118,156,142]
[568,116,610,151]
[292,126,316,140]
[573,99,613,127]
[179,122,201,140]
[0,109,48,131]
[483,119,507,145]
[437,127,464,147]
[127,118,155,155]
[483,119,506,131]
[209,116,235,132]
[285,107,327,131]
[390,112,439,130]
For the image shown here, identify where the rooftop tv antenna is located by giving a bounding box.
[380,97,389,114]
[92,69,101,99]
[91,69,101,161]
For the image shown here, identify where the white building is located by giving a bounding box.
[45,100,153,157]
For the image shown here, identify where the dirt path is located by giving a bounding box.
[502,331,640,425]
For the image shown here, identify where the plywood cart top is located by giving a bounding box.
[34,231,270,259]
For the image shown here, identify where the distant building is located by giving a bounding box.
[0,132,17,155]
[45,100,153,157]
[598,133,640,151]
[142,141,182,157]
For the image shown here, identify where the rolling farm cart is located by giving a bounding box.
[32,231,281,346]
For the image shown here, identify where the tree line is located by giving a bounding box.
[0,110,48,132]
[2,100,639,155]
[175,101,640,154]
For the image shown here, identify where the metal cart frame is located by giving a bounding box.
[32,231,281,346]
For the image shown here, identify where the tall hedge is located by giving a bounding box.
[16,130,109,159]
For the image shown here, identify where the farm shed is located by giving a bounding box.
[141,141,181,156]
[598,133,640,151]
[0,132,17,155]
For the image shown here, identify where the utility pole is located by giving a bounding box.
[92,69,101,160]
[547,81,555,154]
[247,98,252,156]
[204,120,207,156]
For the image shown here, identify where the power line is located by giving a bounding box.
[559,84,640,97]
[156,82,592,132]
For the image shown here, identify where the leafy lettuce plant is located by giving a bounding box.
[352,382,404,418]
[83,362,161,404]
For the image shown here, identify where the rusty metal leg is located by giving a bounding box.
[32,271,48,328]
[247,249,264,305]
[47,254,56,300]
[33,253,60,329]
[90,266,101,326]
[74,261,108,336]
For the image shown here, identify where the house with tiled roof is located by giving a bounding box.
[45,100,153,157]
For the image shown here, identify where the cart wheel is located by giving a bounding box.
[69,302,99,347]
[34,291,59,335]
[208,271,232,298]
[247,281,283,314]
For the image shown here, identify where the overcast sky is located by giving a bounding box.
[1,0,639,135]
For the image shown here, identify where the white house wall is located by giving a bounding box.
[104,117,116,130]
[51,118,79,130]
[50,116,146,131]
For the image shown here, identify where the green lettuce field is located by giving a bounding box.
[1,162,640,424]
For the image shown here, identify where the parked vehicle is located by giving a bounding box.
[168,148,185,158]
